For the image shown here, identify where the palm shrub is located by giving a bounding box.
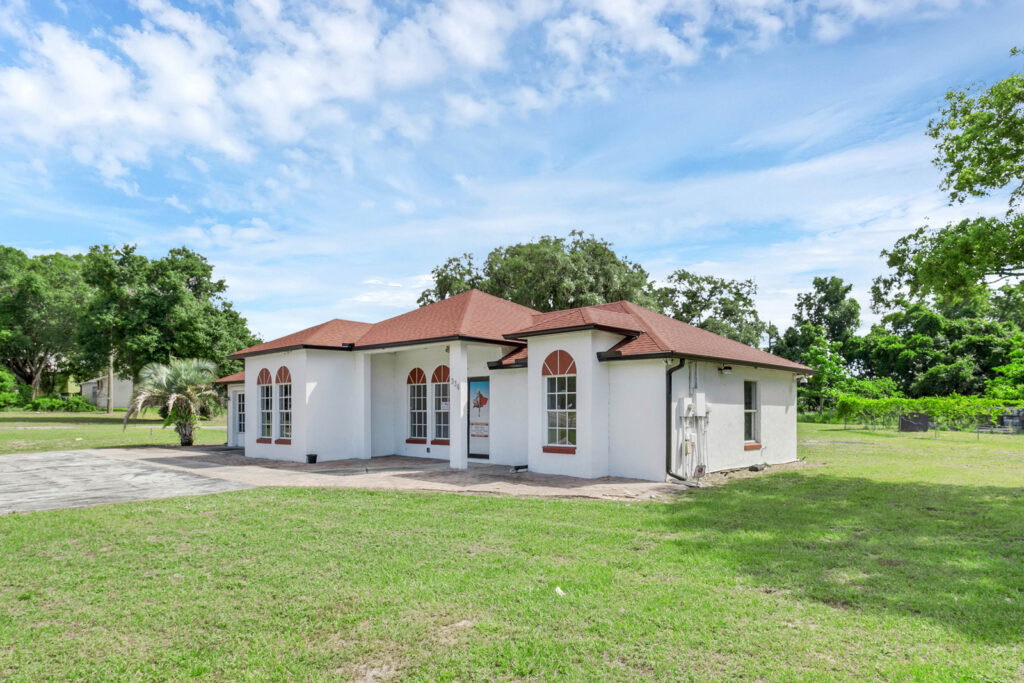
[124,358,219,446]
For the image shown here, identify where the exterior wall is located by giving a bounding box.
[671,360,798,477]
[244,350,307,463]
[226,385,245,448]
[488,368,528,466]
[236,335,798,480]
[304,350,370,461]
[370,353,396,457]
[375,343,512,461]
[526,330,620,479]
[607,359,668,481]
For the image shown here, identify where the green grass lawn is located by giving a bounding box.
[0,411,227,454]
[0,424,1021,680]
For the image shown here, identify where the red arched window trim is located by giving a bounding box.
[431,365,450,383]
[257,368,272,385]
[275,366,291,384]
[542,350,576,376]
[407,368,426,384]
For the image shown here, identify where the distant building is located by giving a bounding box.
[79,375,134,409]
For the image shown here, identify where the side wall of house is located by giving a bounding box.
[488,367,528,466]
[671,361,798,476]
[607,359,668,482]
[305,349,372,461]
[244,350,308,463]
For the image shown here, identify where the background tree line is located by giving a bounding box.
[0,244,259,405]
[418,52,1024,410]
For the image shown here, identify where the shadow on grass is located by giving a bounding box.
[657,472,1024,643]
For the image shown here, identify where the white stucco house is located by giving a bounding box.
[215,290,814,483]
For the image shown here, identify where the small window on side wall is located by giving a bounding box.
[743,381,758,443]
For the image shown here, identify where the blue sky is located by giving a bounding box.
[0,0,1020,340]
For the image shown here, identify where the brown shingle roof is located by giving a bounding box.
[214,371,245,384]
[504,299,813,373]
[230,319,374,358]
[228,290,811,373]
[353,289,538,348]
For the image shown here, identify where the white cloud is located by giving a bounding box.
[445,92,500,125]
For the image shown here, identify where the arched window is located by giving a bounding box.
[276,367,292,441]
[407,368,427,441]
[257,369,273,440]
[542,350,576,448]
[431,365,450,442]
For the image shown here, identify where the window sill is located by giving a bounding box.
[430,439,450,445]
[744,442,762,451]
[406,438,427,444]
[275,438,291,445]
[256,437,271,444]
[542,445,576,454]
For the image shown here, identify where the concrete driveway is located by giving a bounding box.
[0,450,251,514]
[1,446,803,514]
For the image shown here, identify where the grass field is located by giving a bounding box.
[0,424,1021,680]
[0,411,227,454]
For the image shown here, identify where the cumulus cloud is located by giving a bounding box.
[0,0,971,188]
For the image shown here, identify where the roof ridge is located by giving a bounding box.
[618,301,672,352]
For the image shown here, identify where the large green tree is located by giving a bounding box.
[418,231,665,312]
[775,276,861,363]
[850,300,1018,398]
[79,245,259,379]
[875,53,1024,303]
[663,270,769,348]
[0,248,91,397]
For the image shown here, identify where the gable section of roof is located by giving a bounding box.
[230,318,373,358]
[354,289,538,348]
[504,302,643,339]
[607,300,812,372]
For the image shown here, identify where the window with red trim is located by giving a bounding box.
[257,369,273,439]
[407,368,427,440]
[276,366,292,440]
[431,365,450,441]
[542,350,576,448]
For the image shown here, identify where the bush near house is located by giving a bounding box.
[24,395,97,413]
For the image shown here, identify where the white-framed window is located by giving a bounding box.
[542,350,577,448]
[408,368,427,440]
[432,365,450,440]
[259,384,272,438]
[433,383,450,439]
[744,381,759,443]
[278,382,292,439]
[545,374,577,446]
[236,392,245,434]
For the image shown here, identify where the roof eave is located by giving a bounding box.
[229,343,355,359]
[503,324,642,341]
[596,350,816,374]
[353,335,524,352]
[486,358,528,370]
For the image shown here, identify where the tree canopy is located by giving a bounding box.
[78,245,258,379]
[0,248,90,396]
[418,231,665,312]
[875,53,1024,303]
[775,277,861,363]
[662,270,769,348]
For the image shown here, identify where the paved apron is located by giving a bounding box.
[0,451,251,514]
